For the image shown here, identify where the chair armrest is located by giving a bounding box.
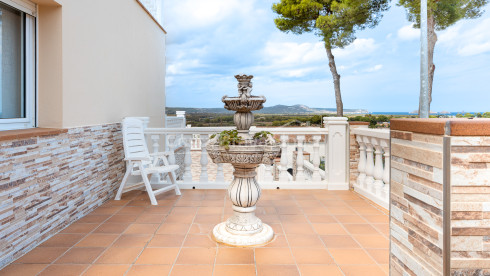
[150,151,172,157]
[124,157,150,161]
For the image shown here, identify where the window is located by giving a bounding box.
[0,1,35,131]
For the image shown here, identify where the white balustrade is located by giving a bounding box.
[199,135,209,183]
[351,128,390,209]
[295,136,306,182]
[144,126,329,189]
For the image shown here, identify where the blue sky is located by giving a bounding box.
[163,0,490,112]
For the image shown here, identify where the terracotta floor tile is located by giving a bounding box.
[216,248,254,264]
[127,264,172,276]
[124,223,159,234]
[77,215,110,224]
[165,214,195,223]
[103,199,130,207]
[343,224,380,235]
[367,249,389,264]
[340,265,386,275]
[282,223,316,235]
[353,206,384,215]
[0,264,47,276]
[135,248,180,264]
[311,223,348,235]
[321,235,360,248]
[326,207,357,215]
[334,215,367,224]
[145,206,173,214]
[276,206,303,215]
[257,265,300,276]
[292,248,334,264]
[286,234,324,248]
[302,206,329,215]
[380,264,389,274]
[95,247,143,264]
[197,207,223,215]
[38,264,87,276]
[117,206,146,215]
[134,214,166,224]
[307,215,336,223]
[176,248,216,264]
[188,223,215,234]
[353,235,389,249]
[262,235,289,247]
[92,206,122,215]
[279,215,309,223]
[112,234,152,248]
[39,234,85,247]
[61,223,99,234]
[329,249,376,265]
[93,223,130,234]
[270,223,284,234]
[298,265,344,276]
[169,265,213,276]
[372,223,390,236]
[148,234,186,247]
[55,247,105,264]
[83,264,130,276]
[157,223,191,235]
[76,234,119,247]
[363,215,389,223]
[193,214,221,224]
[14,247,68,264]
[106,214,140,224]
[255,248,295,264]
[183,234,217,247]
[172,207,199,215]
[214,265,256,276]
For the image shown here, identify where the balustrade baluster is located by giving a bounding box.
[381,139,390,200]
[151,135,160,154]
[372,137,384,196]
[312,135,322,182]
[200,135,209,183]
[183,134,193,182]
[167,135,176,165]
[279,135,289,182]
[296,135,306,182]
[356,135,367,187]
[264,164,273,182]
[216,163,225,182]
[363,136,375,190]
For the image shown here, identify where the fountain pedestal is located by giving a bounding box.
[207,74,280,247]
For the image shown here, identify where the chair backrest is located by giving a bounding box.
[122,118,150,161]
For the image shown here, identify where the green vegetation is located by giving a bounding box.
[398,0,488,112]
[456,112,490,118]
[211,130,243,150]
[272,0,390,116]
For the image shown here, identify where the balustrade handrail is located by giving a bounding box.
[146,126,328,136]
[351,128,389,139]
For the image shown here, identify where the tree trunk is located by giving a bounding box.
[427,10,437,108]
[325,46,343,117]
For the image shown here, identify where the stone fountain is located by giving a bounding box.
[207,74,280,246]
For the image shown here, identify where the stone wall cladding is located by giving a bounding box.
[390,130,445,276]
[0,124,124,268]
[450,136,490,275]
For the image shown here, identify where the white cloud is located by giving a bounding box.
[366,64,383,72]
[439,18,490,56]
[397,24,420,40]
[167,59,202,75]
[332,38,378,58]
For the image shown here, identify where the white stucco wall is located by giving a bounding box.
[36,0,166,128]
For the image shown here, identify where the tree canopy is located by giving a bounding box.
[273,0,390,48]
[398,0,488,30]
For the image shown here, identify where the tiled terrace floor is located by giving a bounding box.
[1,189,389,276]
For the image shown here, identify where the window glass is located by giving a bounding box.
[0,2,24,119]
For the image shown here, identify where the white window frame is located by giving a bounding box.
[0,0,36,131]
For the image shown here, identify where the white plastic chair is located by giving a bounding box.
[115,118,181,205]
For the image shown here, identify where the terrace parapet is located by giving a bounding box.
[389,118,490,276]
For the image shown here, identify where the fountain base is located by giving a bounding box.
[212,221,274,247]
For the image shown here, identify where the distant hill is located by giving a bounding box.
[166,104,368,115]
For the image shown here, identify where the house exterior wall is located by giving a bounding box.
[0,124,124,268]
[37,0,167,128]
